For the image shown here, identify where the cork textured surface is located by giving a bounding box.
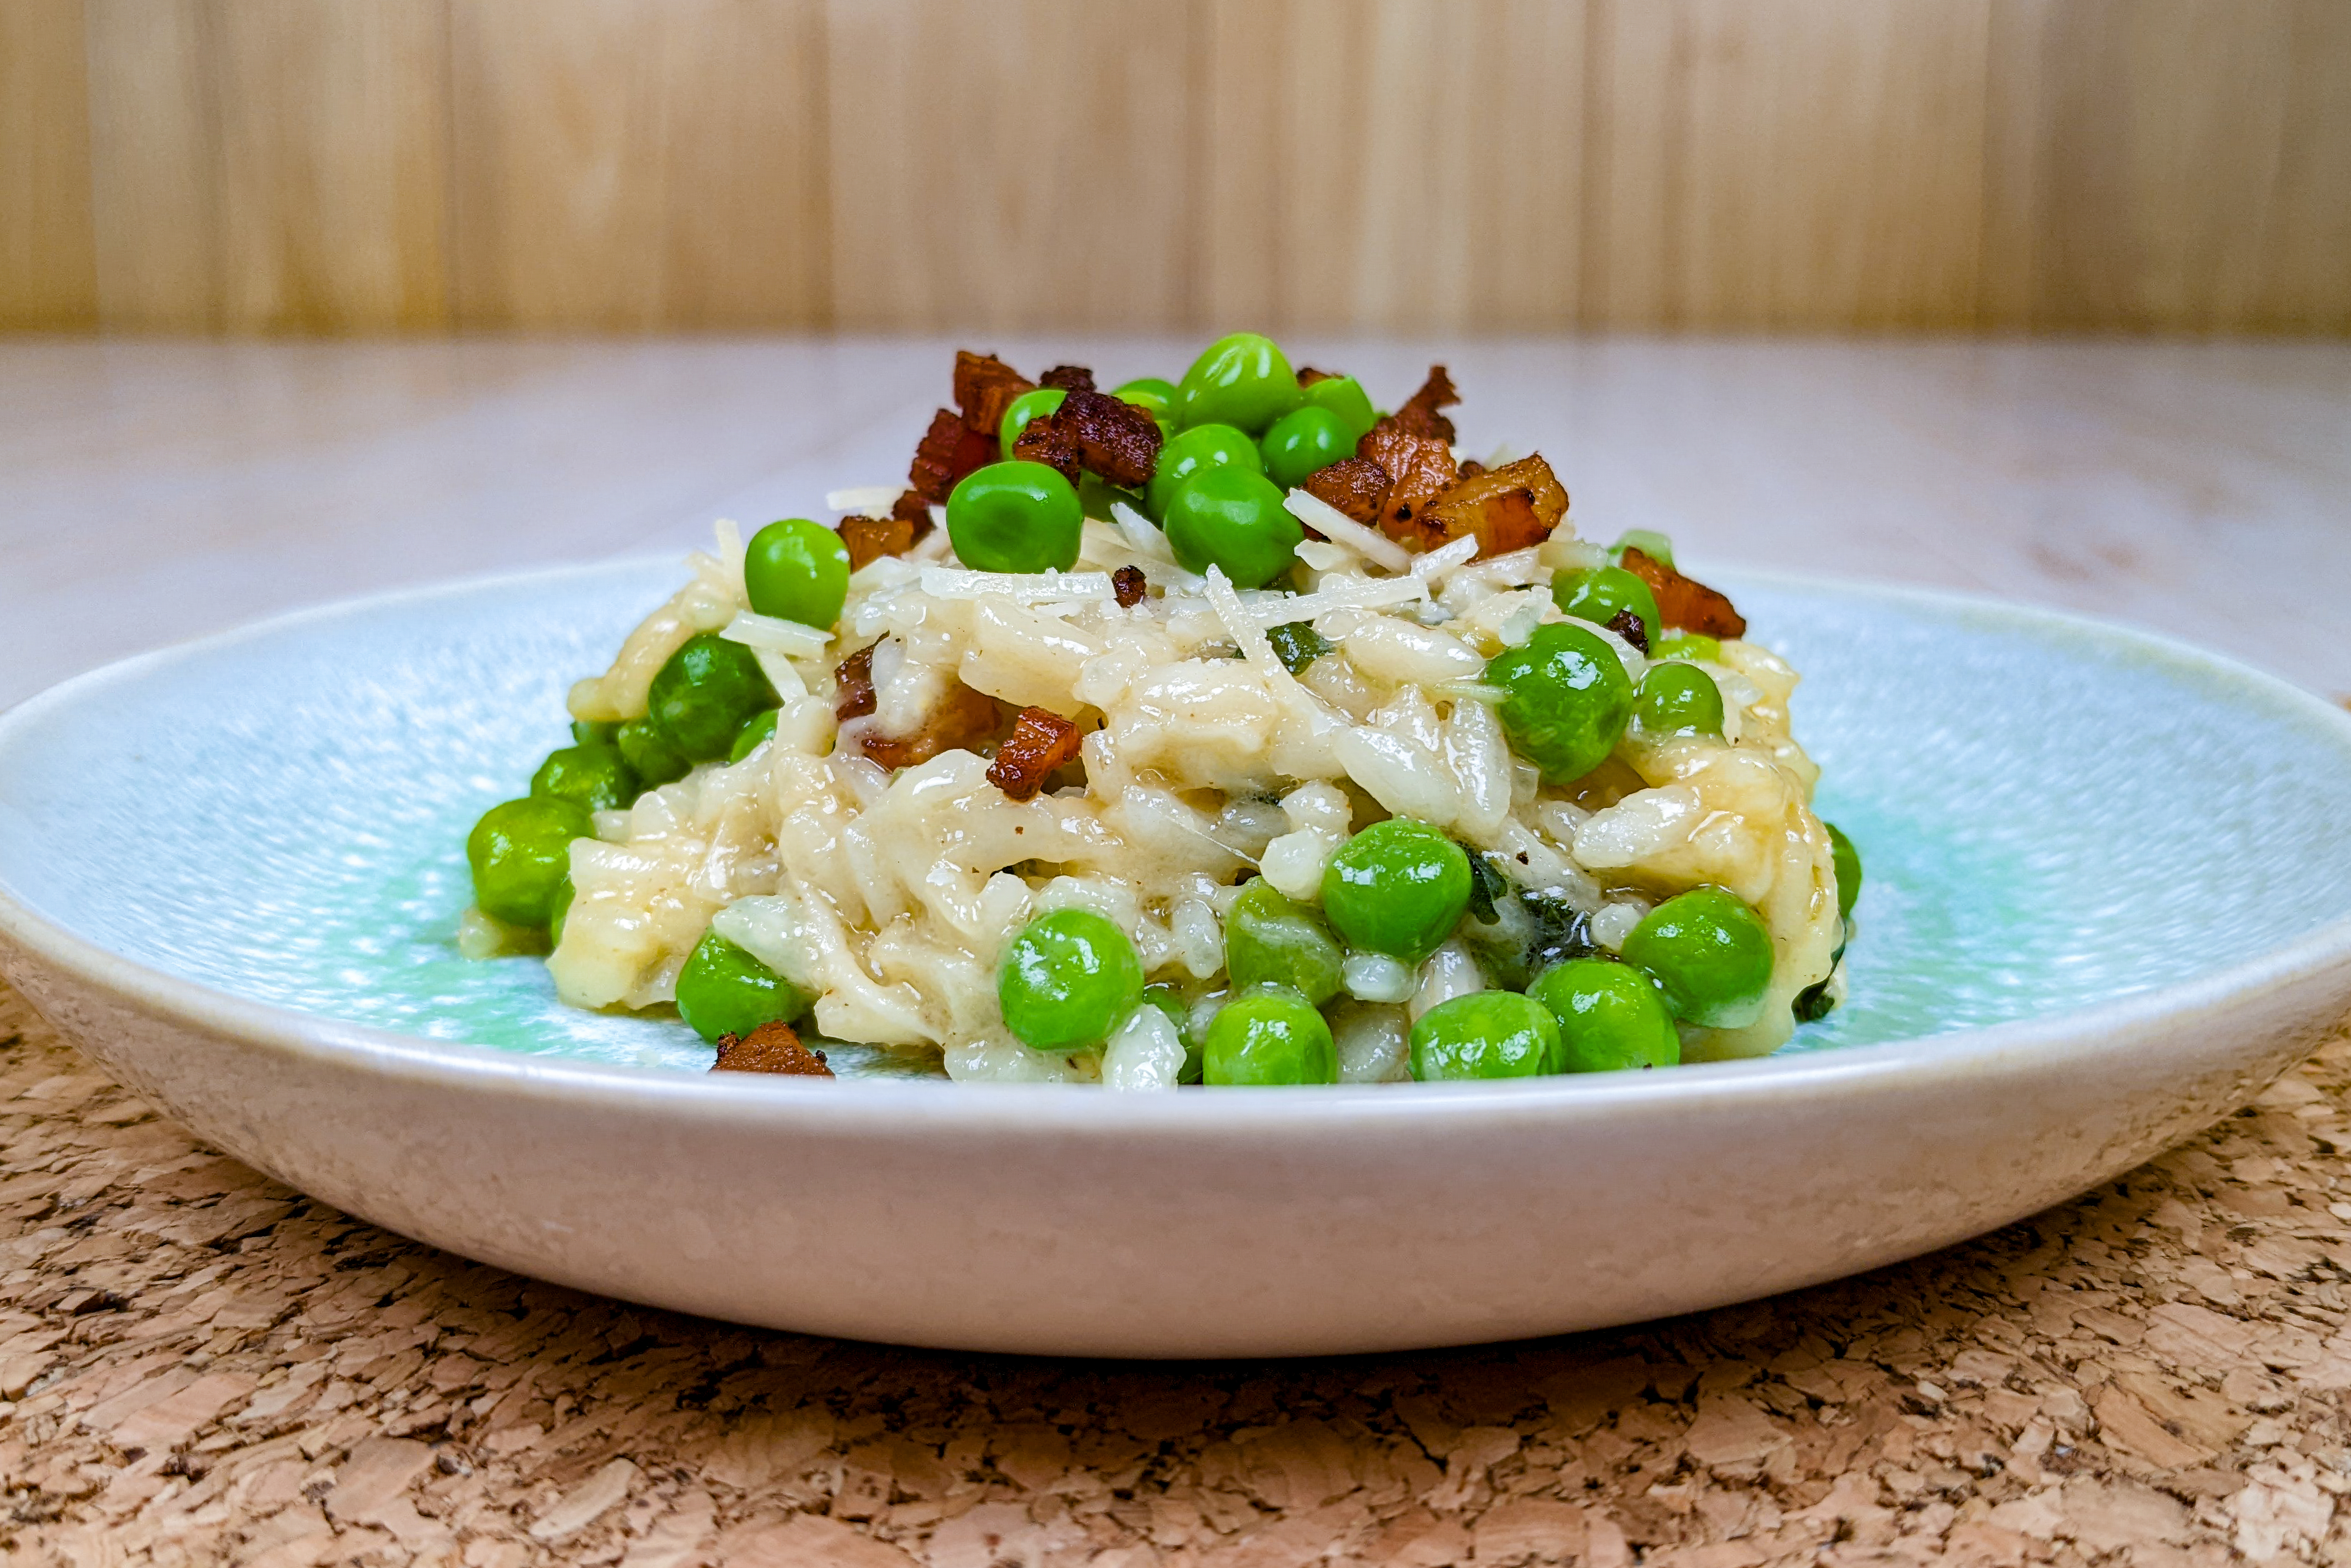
[8,981,2351,1567]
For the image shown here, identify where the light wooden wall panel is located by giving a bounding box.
[825,0,1193,332]
[450,0,830,330]
[1202,0,1586,334]
[5,0,2347,334]
[1583,0,1992,329]
[84,0,223,330]
[1987,0,2351,333]
[657,1,831,329]
[215,2,450,331]
[0,0,96,329]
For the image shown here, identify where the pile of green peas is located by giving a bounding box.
[1480,543,1746,783]
[988,808,1862,1085]
[945,333,1386,591]
[466,516,854,942]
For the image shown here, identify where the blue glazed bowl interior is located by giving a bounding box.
[4,562,2349,1079]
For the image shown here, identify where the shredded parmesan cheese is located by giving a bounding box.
[826,485,901,516]
[1283,489,1414,572]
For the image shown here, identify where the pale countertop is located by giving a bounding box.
[4,337,2349,712]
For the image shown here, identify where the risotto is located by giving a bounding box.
[460,337,1861,1086]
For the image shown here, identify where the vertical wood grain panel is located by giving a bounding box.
[85,0,224,330]
[653,1,831,328]
[16,0,2351,335]
[825,0,1193,332]
[451,0,829,329]
[1203,0,1585,334]
[1989,0,2351,332]
[1585,0,1991,329]
[0,0,97,328]
[214,1,451,332]
[2256,4,2351,332]
[449,0,671,328]
[1975,0,2054,329]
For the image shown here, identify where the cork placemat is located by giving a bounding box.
[5,981,2349,1568]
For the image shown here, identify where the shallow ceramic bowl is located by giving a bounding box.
[3,562,2350,1358]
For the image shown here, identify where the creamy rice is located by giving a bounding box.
[541,502,1841,1083]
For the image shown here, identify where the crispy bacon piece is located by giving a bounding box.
[1294,366,1338,387]
[840,511,924,571]
[1419,454,1569,558]
[1457,459,1488,480]
[909,408,995,504]
[1013,389,1163,489]
[1621,546,1748,639]
[1063,390,1163,487]
[855,680,1004,772]
[1604,606,1650,654]
[1388,365,1460,443]
[986,707,1085,801]
[1302,457,1392,526]
[1010,415,1082,483]
[1358,422,1460,551]
[833,644,877,721]
[1038,364,1096,392]
[839,640,1007,762]
[953,351,1034,436]
[1112,565,1147,608]
[712,1020,833,1077]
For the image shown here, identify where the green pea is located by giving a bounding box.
[1527,959,1680,1072]
[1654,633,1721,663]
[998,386,1068,453]
[1554,566,1662,649]
[647,633,780,762]
[1113,377,1177,421]
[1825,821,1863,920]
[1144,422,1263,518]
[946,460,1083,574]
[1203,983,1337,1085]
[467,796,592,927]
[548,873,575,946]
[744,518,851,629]
[571,718,620,747]
[1177,332,1304,434]
[1632,662,1725,738]
[1259,404,1356,490]
[1610,529,1676,569]
[1321,818,1473,965]
[1266,621,1332,675]
[531,743,636,813]
[1161,466,1302,589]
[1301,375,1377,443]
[1077,472,1139,522]
[1484,622,1636,783]
[674,929,811,1043]
[616,716,689,789]
[729,707,781,762]
[1622,887,1774,1028]
[1224,879,1344,1005]
[1409,991,1562,1081]
[998,908,1144,1051]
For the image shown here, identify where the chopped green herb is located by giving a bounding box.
[1266,621,1333,675]
[1462,846,1510,926]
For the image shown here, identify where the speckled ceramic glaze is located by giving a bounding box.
[4,561,2350,1357]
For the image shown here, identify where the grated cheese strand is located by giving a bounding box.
[825,485,901,516]
[1283,489,1414,573]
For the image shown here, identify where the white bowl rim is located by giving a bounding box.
[3,557,2349,1135]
